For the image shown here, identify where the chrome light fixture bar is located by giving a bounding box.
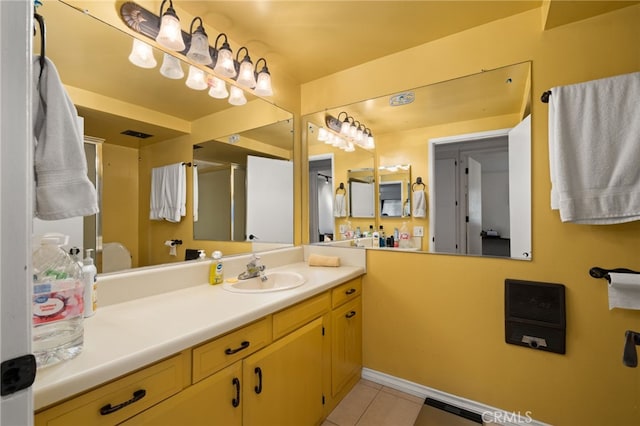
[120,1,274,102]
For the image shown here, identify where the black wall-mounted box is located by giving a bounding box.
[505,279,566,354]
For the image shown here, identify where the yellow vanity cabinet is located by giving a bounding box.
[121,361,243,426]
[243,317,325,426]
[34,352,187,426]
[327,277,363,412]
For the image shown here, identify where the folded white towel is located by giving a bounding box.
[193,164,199,222]
[334,193,347,217]
[33,56,98,220]
[150,163,186,222]
[412,190,426,217]
[549,72,640,224]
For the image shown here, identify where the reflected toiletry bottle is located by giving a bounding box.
[209,251,224,285]
[355,226,362,238]
[82,249,97,317]
[399,222,411,248]
[393,228,399,247]
[368,225,374,237]
[379,226,386,247]
[198,250,206,260]
[372,228,380,248]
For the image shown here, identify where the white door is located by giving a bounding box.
[466,157,483,255]
[1,0,33,424]
[246,155,293,244]
[349,181,375,218]
[508,115,532,259]
[433,158,458,253]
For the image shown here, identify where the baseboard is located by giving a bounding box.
[361,368,550,426]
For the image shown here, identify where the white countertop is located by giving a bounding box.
[33,260,364,410]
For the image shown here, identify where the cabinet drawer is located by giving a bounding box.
[35,353,186,426]
[331,278,362,308]
[192,316,272,383]
[273,292,330,340]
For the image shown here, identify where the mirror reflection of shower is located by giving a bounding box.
[309,156,335,243]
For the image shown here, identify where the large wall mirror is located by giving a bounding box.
[38,1,294,272]
[303,61,531,260]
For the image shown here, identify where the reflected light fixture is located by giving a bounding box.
[128,38,157,68]
[228,85,247,106]
[155,0,185,51]
[254,58,273,97]
[235,47,257,88]
[185,65,208,90]
[318,113,375,151]
[159,53,184,79]
[208,76,229,99]
[213,33,236,78]
[186,17,212,65]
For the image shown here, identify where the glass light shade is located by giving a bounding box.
[236,60,256,88]
[228,86,247,106]
[325,133,336,145]
[156,13,185,51]
[345,142,355,152]
[254,70,273,96]
[340,120,351,135]
[317,127,328,142]
[349,124,358,138]
[186,31,212,65]
[128,39,157,69]
[213,48,237,78]
[356,128,364,142]
[208,77,229,99]
[185,65,207,90]
[366,135,375,149]
[159,53,184,79]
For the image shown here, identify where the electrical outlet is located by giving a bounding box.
[413,226,424,237]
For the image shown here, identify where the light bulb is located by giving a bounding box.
[228,85,247,106]
[156,10,185,51]
[208,77,229,99]
[185,65,207,90]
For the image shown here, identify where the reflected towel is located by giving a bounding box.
[308,253,340,267]
[334,193,347,217]
[33,56,98,220]
[193,164,199,222]
[549,72,640,223]
[412,190,426,218]
[150,163,186,222]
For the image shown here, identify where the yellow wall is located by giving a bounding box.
[102,144,140,267]
[302,6,640,425]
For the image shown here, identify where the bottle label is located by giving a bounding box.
[33,278,84,325]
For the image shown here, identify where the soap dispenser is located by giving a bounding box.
[82,249,97,317]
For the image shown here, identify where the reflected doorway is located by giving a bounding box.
[309,155,334,243]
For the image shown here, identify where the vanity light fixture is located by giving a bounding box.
[319,113,376,151]
[156,0,185,51]
[228,85,247,106]
[212,33,237,78]
[185,65,208,90]
[235,47,257,88]
[120,1,275,107]
[128,38,157,69]
[254,58,273,96]
[208,76,229,99]
[186,17,212,65]
[160,53,184,79]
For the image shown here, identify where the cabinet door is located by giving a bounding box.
[243,317,324,426]
[332,296,362,396]
[123,362,242,426]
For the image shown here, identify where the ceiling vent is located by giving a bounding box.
[121,129,153,139]
[389,91,415,106]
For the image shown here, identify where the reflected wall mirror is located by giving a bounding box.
[303,61,532,260]
[378,165,411,218]
[38,0,294,272]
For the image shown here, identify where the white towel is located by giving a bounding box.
[549,72,640,224]
[33,56,98,220]
[150,163,186,222]
[412,190,426,217]
[193,164,199,222]
[334,193,347,217]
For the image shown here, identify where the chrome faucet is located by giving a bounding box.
[238,254,267,281]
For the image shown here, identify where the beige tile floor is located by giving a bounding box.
[323,379,424,426]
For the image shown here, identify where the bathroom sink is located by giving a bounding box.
[222,271,306,293]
